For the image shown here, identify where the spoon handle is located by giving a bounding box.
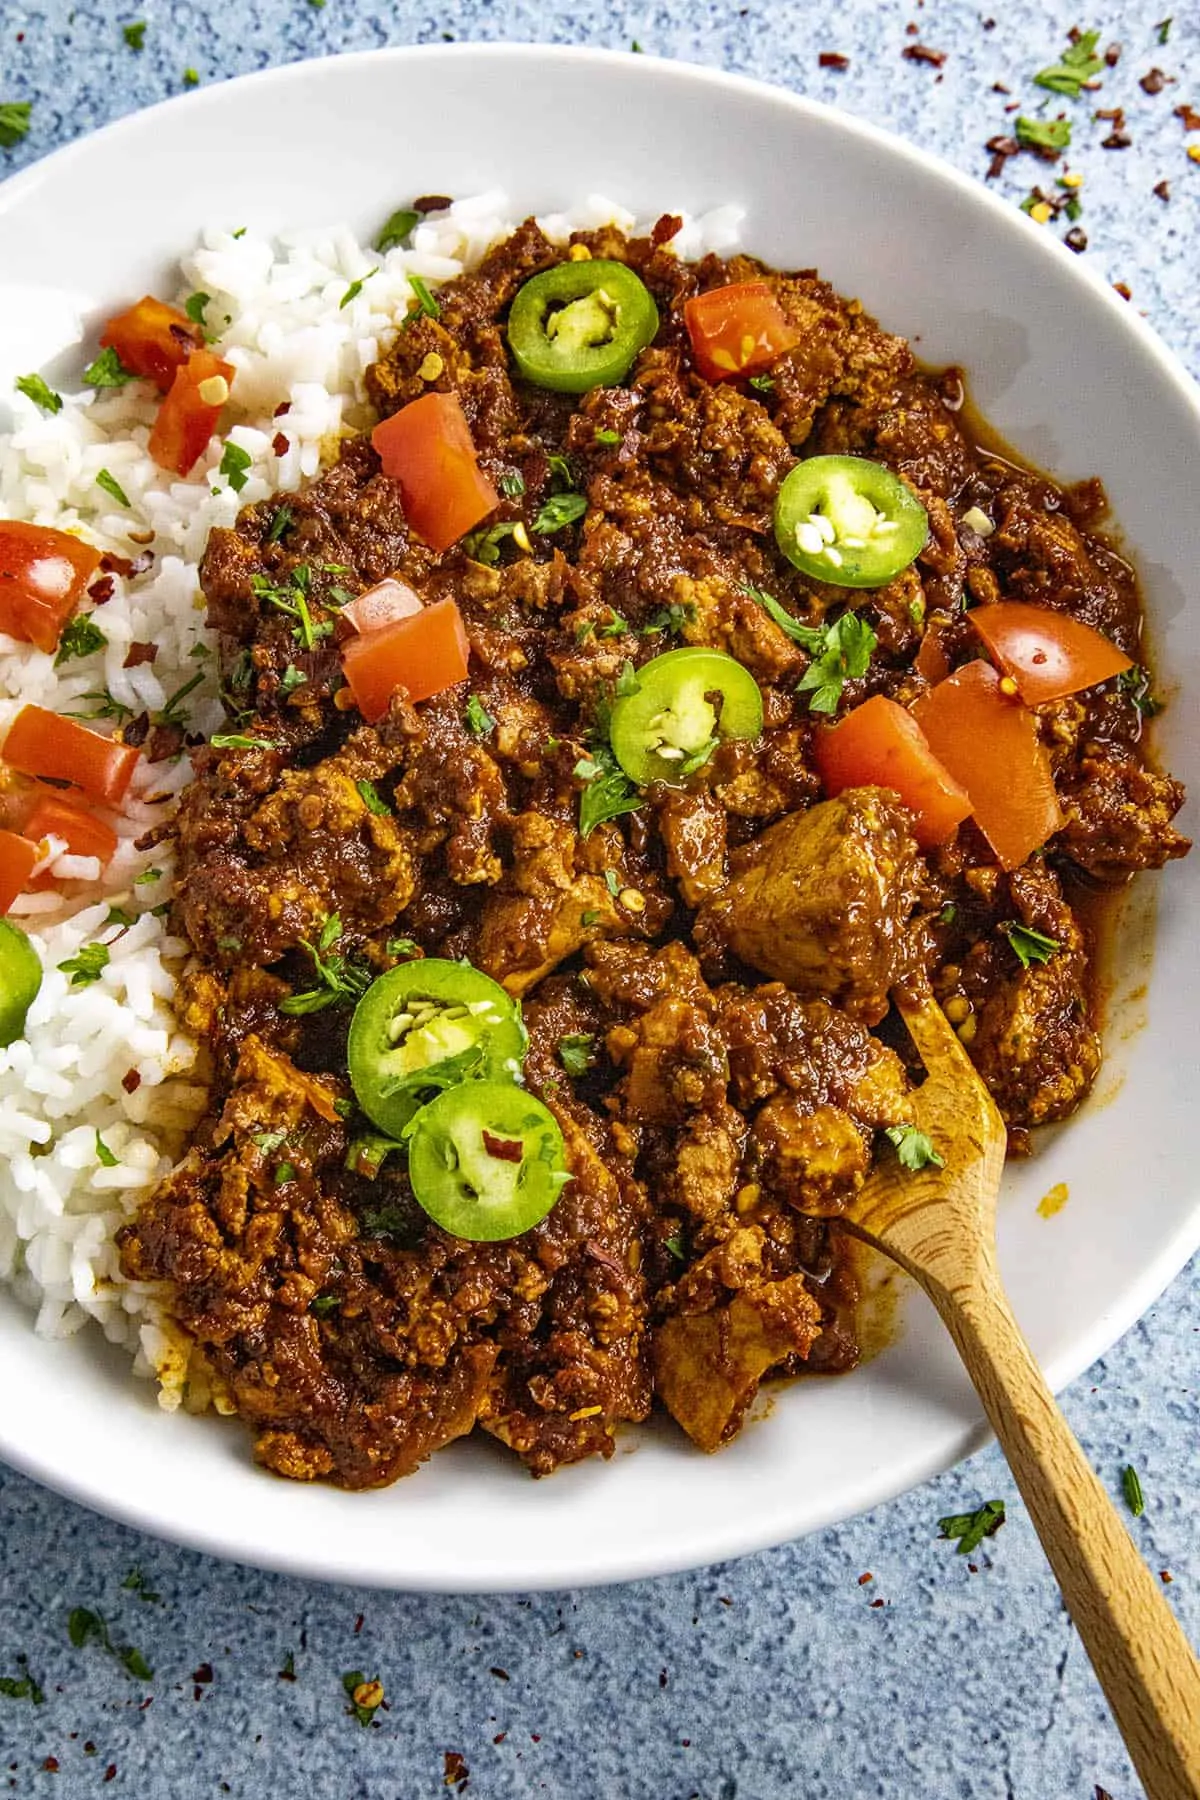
[923,1256,1200,1800]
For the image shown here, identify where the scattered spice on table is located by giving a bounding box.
[857,1572,874,1585]
[277,1652,296,1682]
[342,1671,384,1725]
[903,44,947,68]
[937,1499,1007,1554]
[819,52,849,70]
[444,1750,470,1789]
[1154,178,1172,200]
[1140,68,1173,95]
[1175,103,1200,130]
[1121,1462,1146,1516]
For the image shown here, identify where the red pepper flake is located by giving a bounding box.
[659,1669,668,1687]
[1094,106,1124,122]
[122,1068,142,1094]
[1064,227,1089,253]
[353,1613,364,1635]
[272,401,292,418]
[530,1734,541,1743]
[1160,1569,1174,1583]
[443,1750,469,1789]
[992,82,1010,94]
[1154,178,1172,200]
[104,1767,118,1784]
[482,1130,523,1162]
[88,575,116,606]
[192,1663,214,1684]
[903,43,946,66]
[967,1562,980,1573]
[493,1733,506,1745]
[41,1758,59,1773]
[414,194,453,213]
[272,432,290,457]
[857,1572,874,1585]
[1102,130,1132,149]
[905,20,918,34]
[489,1667,509,1681]
[123,642,157,669]
[651,213,683,246]
[1174,103,1200,130]
[870,1597,887,1608]
[1113,281,1133,301]
[819,51,849,69]
[681,1739,691,1748]
[1140,67,1173,94]
[982,16,995,27]
[1104,42,1121,66]
[1096,1787,1115,1800]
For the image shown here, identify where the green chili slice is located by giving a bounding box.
[607,647,763,786]
[0,920,42,1048]
[347,958,527,1138]
[507,260,659,394]
[773,455,929,588]
[404,1081,571,1241]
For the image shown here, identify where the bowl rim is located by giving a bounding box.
[1,40,1198,1593]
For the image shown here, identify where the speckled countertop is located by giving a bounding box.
[1,3,1198,1796]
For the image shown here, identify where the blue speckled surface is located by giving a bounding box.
[1,3,1198,1794]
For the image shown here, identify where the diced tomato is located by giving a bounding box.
[0,831,38,916]
[2,706,140,807]
[814,695,972,849]
[99,295,204,393]
[683,280,801,382]
[341,598,470,722]
[341,578,424,635]
[911,661,1063,869]
[0,522,103,655]
[371,393,499,552]
[969,601,1133,705]
[24,793,118,872]
[148,348,236,478]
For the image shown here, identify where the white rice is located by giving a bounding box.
[0,190,745,1401]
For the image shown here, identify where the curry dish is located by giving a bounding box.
[115,217,1190,1488]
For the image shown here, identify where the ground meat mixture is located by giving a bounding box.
[118,218,1190,1488]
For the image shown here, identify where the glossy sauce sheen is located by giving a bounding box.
[116,219,1189,1491]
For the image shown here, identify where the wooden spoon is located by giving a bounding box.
[840,980,1200,1800]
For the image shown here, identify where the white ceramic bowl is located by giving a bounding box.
[0,45,1197,1592]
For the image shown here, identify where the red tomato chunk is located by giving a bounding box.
[100,295,204,392]
[0,522,103,655]
[969,601,1132,705]
[371,393,499,552]
[341,598,470,722]
[814,694,972,849]
[0,831,38,916]
[684,280,800,382]
[3,706,140,807]
[148,348,236,478]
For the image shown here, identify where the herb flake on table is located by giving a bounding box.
[0,1657,44,1705]
[1015,115,1073,156]
[1121,1463,1146,1517]
[0,101,32,148]
[938,1498,1006,1554]
[15,373,62,414]
[67,1608,153,1680]
[122,20,147,50]
[1032,29,1103,99]
[121,1568,162,1603]
[342,1670,385,1726]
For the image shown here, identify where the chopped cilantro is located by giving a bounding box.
[120,1568,162,1603]
[250,1129,287,1154]
[1118,664,1162,718]
[158,670,205,725]
[1121,1464,1145,1517]
[15,373,61,414]
[678,736,718,776]
[594,428,621,445]
[498,468,526,498]
[665,1232,686,1260]
[134,867,162,886]
[576,744,642,838]
[310,1293,340,1316]
[1032,29,1103,98]
[938,1499,1006,1555]
[355,778,391,816]
[0,1658,44,1704]
[1004,922,1061,968]
[94,1131,119,1169]
[54,614,107,665]
[250,566,325,650]
[795,611,877,714]
[67,1608,153,1680]
[83,347,133,389]
[533,492,588,534]
[643,602,690,637]
[545,452,575,490]
[210,732,283,750]
[219,440,252,493]
[0,101,32,148]
[278,664,308,697]
[597,610,628,638]
[105,906,135,929]
[96,468,131,508]
[340,269,378,310]
[1015,115,1072,154]
[265,504,293,544]
[748,373,775,394]
[63,687,133,723]
[122,20,147,50]
[274,1161,296,1185]
[939,902,958,925]
[883,1124,944,1171]
[184,291,211,330]
[580,909,603,927]
[386,937,420,960]
[614,661,640,698]
[58,943,110,987]
[462,520,520,565]
[464,694,496,738]
[740,580,823,647]
[375,207,420,254]
[603,868,621,896]
[280,912,372,1016]
[407,274,440,320]
[1156,17,1171,44]
[557,1033,596,1076]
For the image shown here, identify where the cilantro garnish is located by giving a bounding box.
[94,1131,118,1169]
[643,602,690,637]
[748,373,775,394]
[280,912,372,1016]
[1118,665,1162,718]
[664,1232,686,1260]
[54,615,107,665]
[279,664,308,697]
[15,373,61,414]
[1015,115,1072,154]
[340,270,378,310]
[376,207,420,254]
[0,102,32,148]
[406,274,440,320]
[0,1657,44,1704]
[883,1124,944,1171]
[83,347,133,390]
[795,611,877,714]
[120,1568,162,1603]
[1156,17,1171,44]
[557,1033,596,1076]
[265,505,294,545]
[355,778,391,816]
[594,428,621,445]
[67,1607,153,1680]
[463,521,521,565]
[58,944,110,987]
[938,1499,1006,1555]
[219,440,252,493]
[210,732,283,750]
[464,694,496,738]
[1004,922,1061,968]
[250,565,327,650]
[184,291,211,330]
[533,492,588,534]
[498,468,526,498]
[1032,29,1103,99]
[576,742,642,838]
[740,580,824,647]
[157,670,205,726]
[96,468,131,507]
